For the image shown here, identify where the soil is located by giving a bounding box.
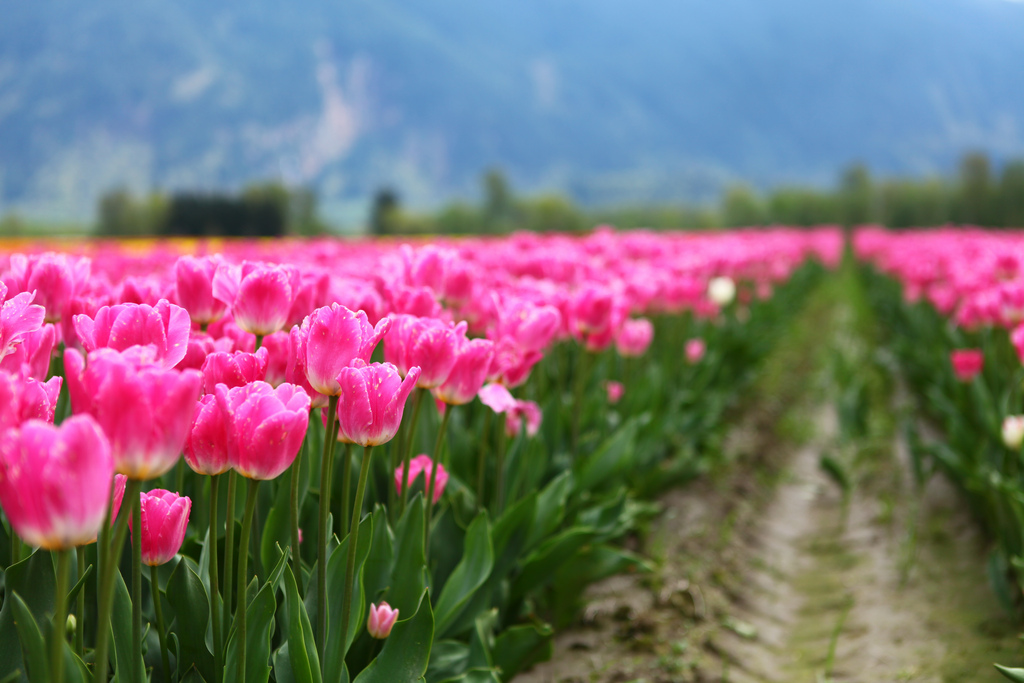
[515,278,1022,683]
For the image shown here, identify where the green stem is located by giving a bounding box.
[494,414,508,515]
[340,442,353,538]
[318,395,340,664]
[223,472,237,629]
[51,549,70,683]
[132,492,142,683]
[209,474,223,682]
[76,545,86,657]
[424,407,453,557]
[150,565,171,683]
[174,459,185,500]
[235,479,260,683]
[400,389,426,517]
[476,410,492,510]
[338,445,374,664]
[290,442,305,597]
[10,533,20,565]
[571,350,592,457]
[93,478,142,683]
[254,334,264,352]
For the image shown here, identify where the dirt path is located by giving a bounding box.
[516,276,1020,683]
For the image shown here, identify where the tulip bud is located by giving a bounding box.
[394,454,448,503]
[605,381,624,404]
[129,489,192,566]
[685,338,706,364]
[950,349,984,382]
[1003,416,1024,450]
[367,602,399,639]
[66,614,77,638]
[708,277,736,307]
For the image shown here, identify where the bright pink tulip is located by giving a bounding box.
[385,315,465,389]
[129,489,192,566]
[175,255,228,325]
[110,474,128,526]
[65,347,203,480]
[0,371,62,429]
[615,318,654,357]
[336,362,420,447]
[184,394,231,476]
[74,300,191,368]
[292,304,391,396]
[201,347,269,393]
[487,337,543,388]
[2,252,89,322]
[433,338,495,406]
[605,381,624,404]
[260,331,292,386]
[213,261,298,336]
[951,349,983,382]
[0,284,46,363]
[506,400,542,438]
[685,338,706,364]
[393,454,448,503]
[367,602,399,639]
[494,300,561,353]
[0,323,57,379]
[0,415,113,550]
[216,381,311,480]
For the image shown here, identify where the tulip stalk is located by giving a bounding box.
[131,493,143,683]
[209,474,224,679]
[494,414,508,515]
[223,472,237,624]
[424,407,453,555]
[476,409,492,510]
[50,549,70,683]
[76,545,86,656]
[339,442,353,537]
[94,477,142,683]
[289,441,305,596]
[338,444,374,666]
[235,479,260,683]
[150,565,172,683]
[317,394,340,661]
[399,388,427,517]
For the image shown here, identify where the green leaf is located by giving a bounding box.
[423,641,468,682]
[283,566,321,683]
[65,564,94,612]
[167,559,214,680]
[512,527,596,600]
[525,472,572,550]
[352,590,433,683]
[180,665,209,683]
[492,623,553,679]
[260,503,291,579]
[385,495,428,616]
[434,513,494,638]
[996,664,1024,682]
[435,669,501,683]
[490,493,536,581]
[323,514,373,683]
[574,418,638,492]
[223,578,277,683]
[273,643,296,683]
[361,507,394,605]
[0,550,55,682]
[111,568,146,683]
[9,592,47,682]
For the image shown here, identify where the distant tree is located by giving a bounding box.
[520,195,586,233]
[483,168,515,231]
[97,187,146,236]
[767,188,840,226]
[999,161,1024,228]
[838,163,874,227]
[369,188,402,236]
[958,151,994,225]
[721,184,765,227]
[0,213,25,237]
[434,202,483,234]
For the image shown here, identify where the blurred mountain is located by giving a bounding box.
[1,0,1023,223]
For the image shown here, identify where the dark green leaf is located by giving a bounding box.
[574,419,638,492]
[512,528,595,600]
[323,514,373,683]
[385,495,428,616]
[222,579,277,683]
[525,472,572,550]
[492,622,553,679]
[352,590,433,683]
[996,665,1024,682]
[9,592,47,682]
[0,550,55,682]
[361,507,394,605]
[167,560,214,680]
[434,513,494,638]
[111,568,146,683]
[283,566,321,683]
[423,640,468,682]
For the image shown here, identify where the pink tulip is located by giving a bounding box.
[367,602,399,639]
[216,381,311,480]
[184,394,231,476]
[0,370,62,429]
[260,331,292,386]
[175,255,228,325]
[110,474,128,526]
[605,381,624,404]
[487,337,543,388]
[951,349,983,382]
[0,284,46,363]
[506,400,542,438]
[0,415,114,550]
[64,347,203,480]
[615,318,654,357]
[478,382,517,414]
[0,323,57,379]
[292,304,391,396]
[2,252,89,322]
[433,338,495,406]
[494,300,561,353]
[201,347,269,393]
[335,362,420,447]
[384,315,465,389]
[73,300,191,368]
[213,261,298,336]
[129,489,192,566]
[685,338,706,364]
[393,454,448,503]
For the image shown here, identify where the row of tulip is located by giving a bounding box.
[0,227,841,683]
[854,227,1024,621]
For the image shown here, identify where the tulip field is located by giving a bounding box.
[5,226,1024,682]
